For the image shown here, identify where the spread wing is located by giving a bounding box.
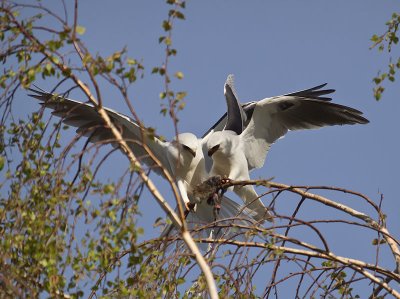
[241,87,369,170]
[203,83,335,138]
[28,88,173,175]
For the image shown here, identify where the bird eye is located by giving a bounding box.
[212,145,220,151]
[207,144,220,157]
[182,144,196,157]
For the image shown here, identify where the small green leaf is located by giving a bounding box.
[0,156,4,171]
[137,227,144,235]
[176,91,187,100]
[126,277,135,286]
[175,11,185,20]
[103,184,115,194]
[158,36,166,44]
[162,20,172,31]
[175,71,184,79]
[75,25,86,35]
[371,34,380,43]
[372,238,387,245]
[164,37,171,46]
[176,277,185,285]
[127,58,136,65]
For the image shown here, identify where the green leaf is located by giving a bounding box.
[372,238,387,245]
[75,25,86,35]
[158,36,166,44]
[175,11,185,20]
[176,91,187,100]
[174,71,184,79]
[127,58,136,65]
[103,184,115,194]
[162,20,172,31]
[371,34,380,43]
[164,37,171,46]
[0,156,4,171]
[126,277,135,286]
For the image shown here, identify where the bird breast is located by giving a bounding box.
[211,151,236,176]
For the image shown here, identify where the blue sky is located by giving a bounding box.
[13,0,400,296]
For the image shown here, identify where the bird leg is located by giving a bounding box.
[177,179,197,215]
[186,202,196,212]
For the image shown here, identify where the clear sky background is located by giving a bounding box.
[12,0,400,296]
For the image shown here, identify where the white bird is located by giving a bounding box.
[206,75,272,221]
[28,87,257,242]
[206,75,369,222]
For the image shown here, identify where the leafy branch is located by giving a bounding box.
[371,12,400,100]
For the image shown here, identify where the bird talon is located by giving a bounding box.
[185,202,196,212]
[220,176,231,185]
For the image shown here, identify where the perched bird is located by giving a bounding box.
[206,75,369,222]
[206,75,272,221]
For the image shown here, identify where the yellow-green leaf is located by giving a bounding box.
[0,156,4,171]
[76,25,86,35]
[175,71,184,79]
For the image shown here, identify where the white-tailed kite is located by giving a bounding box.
[206,75,369,222]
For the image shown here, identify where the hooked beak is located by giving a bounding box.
[207,144,220,157]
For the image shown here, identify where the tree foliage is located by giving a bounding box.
[1,1,399,298]
[371,12,400,100]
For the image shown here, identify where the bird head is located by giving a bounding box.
[174,132,198,157]
[206,130,239,159]
[167,132,199,172]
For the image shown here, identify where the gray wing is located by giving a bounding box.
[202,83,334,138]
[242,92,369,170]
[223,74,246,135]
[28,88,173,175]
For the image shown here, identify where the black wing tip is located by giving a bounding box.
[310,83,335,93]
[28,94,44,101]
[317,96,334,101]
[28,91,48,102]
[344,112,369,125]
[286,83,336,101]
[328,102,370,125]
[27,85,54,102]
[322,89,336,94]
[312,83,328,90]
[355,115,370,124]
[27,84,46,94]
[317,100,370,123]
